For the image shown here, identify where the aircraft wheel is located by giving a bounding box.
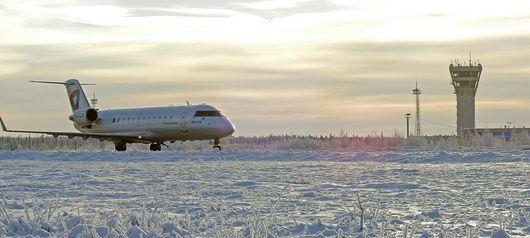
[115,143,127,151]
[150,143,162,151]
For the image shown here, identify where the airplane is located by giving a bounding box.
[0,79,235,151]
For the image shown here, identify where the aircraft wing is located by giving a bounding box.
[0,116,150,143]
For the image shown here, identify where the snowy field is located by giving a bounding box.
[0,148,529,237]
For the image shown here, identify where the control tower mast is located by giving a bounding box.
[449,55,482,136]
[412,82,422,136]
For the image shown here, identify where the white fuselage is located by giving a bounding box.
[74,104,235,142]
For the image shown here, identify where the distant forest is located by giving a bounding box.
[0,131,528,151]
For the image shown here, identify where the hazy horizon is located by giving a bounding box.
[1,0,529,136]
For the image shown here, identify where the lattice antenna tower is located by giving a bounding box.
[412,81,422,136]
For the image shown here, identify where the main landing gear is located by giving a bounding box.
[115,143,127,152]
[213,138,222,151]
[150,143,162,151]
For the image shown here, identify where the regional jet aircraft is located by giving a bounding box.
[0,79,235,151]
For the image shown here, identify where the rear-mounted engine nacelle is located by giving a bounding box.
[69,108,98,126]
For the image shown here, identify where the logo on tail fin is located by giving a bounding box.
[69,89,80,111]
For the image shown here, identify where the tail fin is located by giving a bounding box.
[65,79,90,112]
[30,79,93,112]
[0,115,8,131]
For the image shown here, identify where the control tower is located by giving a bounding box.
[449,57,482,136]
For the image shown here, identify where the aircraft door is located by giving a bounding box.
[179,111,189,132]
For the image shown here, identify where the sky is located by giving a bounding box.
[0,0,529,137]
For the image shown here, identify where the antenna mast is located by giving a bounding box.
[412,81,422,136]
[90,91,98,109]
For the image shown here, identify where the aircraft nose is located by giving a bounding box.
[220,118,235,137]
[225,119,235,136]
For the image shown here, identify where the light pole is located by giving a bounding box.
[405,113,411,139]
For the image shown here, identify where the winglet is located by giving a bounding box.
[0,115,8,131]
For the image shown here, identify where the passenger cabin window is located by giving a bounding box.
[194,111,222,117]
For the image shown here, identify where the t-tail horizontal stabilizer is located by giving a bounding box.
[29,80,96,85]
[30,79,95,112]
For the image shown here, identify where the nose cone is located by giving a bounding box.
[224,119,235,136]
[217,118,235,137]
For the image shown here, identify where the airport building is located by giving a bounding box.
[463,127,530,140]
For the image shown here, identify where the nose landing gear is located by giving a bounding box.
[213,138,222,151]
[150,143,162,151]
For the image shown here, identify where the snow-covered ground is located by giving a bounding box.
[0,148,529,237]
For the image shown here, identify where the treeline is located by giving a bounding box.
[0,134,405,151]
[0,131,528,151]
[227,134,405,149]
[0,135,109,151]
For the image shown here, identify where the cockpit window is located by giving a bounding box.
[194,110,222,117]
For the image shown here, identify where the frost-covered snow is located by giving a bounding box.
[0,147,528,163]
[0,148,529,237]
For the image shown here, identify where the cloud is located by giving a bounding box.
[2,0,530,45]
[25,18,111,29]
[228,0,340,19]
[0,1,529,136]
[128,9,229,18]
[235,0,309,10]
[1,35,529,136]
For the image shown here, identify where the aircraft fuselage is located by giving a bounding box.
[76,104,235,142]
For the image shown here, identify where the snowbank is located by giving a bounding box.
[0,148,527,163]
